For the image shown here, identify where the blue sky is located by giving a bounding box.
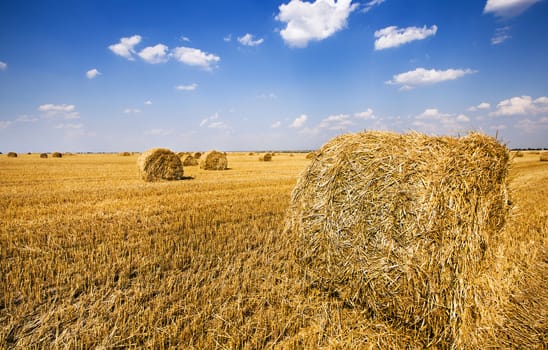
[0,0,547,152]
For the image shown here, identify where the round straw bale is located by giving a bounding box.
[285,131,511,347]
[193,152,202,159]
[119,151,131,156]
[182,154,199,166]
[52,152,62,158]
[7,152,18,158]
[137,148,184,181]
[40,153,48,158]
[540,152,548,161]
[259,153,273,161]
[200,150,228,170]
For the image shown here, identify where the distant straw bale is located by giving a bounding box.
[52,152,62,158]
[248,152,255,156]
[119,152,131,156]
[137,148,184,182]
[513,151,524,157]
[259,153,272,161]
[200,150,228,170]
[193,152,202,159]
[40,153,48,158]
[182,154,199,166]
[540,152,548,161]
[7,152,18,158]
[285,131,511,348]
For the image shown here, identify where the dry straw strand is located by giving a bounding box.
[285,130,511,348]
[305,152,315,159]
[200,150,228,170]
[137,148,184,182]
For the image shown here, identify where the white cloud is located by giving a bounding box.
[86,68,101,79]
[144,100,152,105]
[413,108,471,134]
[0,120,12,129]
[374,25,437,50]
[271,121,282,128]
[16,115,39,122]
[318,114,353,130]
[386,67,477,90]
[180,36,191,42]
[354,108,375,119]
[38,104,80,119]
[490,95,548,116]
[124,108,141,114]
[54,123,83,129]
[276,0,358,48]
[515,117,548,133]
[468,102,491,111]
[175,83,197,91]
[171,47,220,70]
[145,128,173,136]
[362,0,386,13]
[484,0,542,17]
[290,114,308,128]
[199,112,229,129]
[238,33,264,46]
[0,61,7,70]
[108,35,142,60]
[138,44,169,64]
[491,26,512,44]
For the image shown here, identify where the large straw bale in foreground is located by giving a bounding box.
[200,150,228,170]
[285,131,511,348]
[137,148,184,181]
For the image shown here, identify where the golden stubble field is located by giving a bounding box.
[1,151,546,349]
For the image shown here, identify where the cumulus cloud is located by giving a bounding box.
[386,67,477,90]
[354,108,376,119]
[490,95,548,116]
[276,0,358,48]
[171,47,220,70]
[484,0,542,17]
[0,61,7,70]
[515,117,548,133]
[271,121,282,128]
[38,104,80,119]
[318,114,353,130]
[468,102,491,111]
[362,0,386,13]
[290,114,308,128]
[413,108,471,133]
[108,35,142,60]
[238,33,264,46]
[374,25,437,50]
[138,44,169,64]
[175,83,197,91]
[86,68,101,79]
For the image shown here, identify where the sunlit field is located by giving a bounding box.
[1,151,546,348]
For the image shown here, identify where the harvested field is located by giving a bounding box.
[0,150,546,349]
